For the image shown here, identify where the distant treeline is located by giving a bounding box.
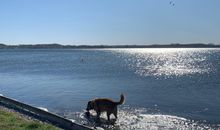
[0,43,220,49]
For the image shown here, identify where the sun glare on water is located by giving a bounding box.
[111,48,215,78]
[66,107,215,130]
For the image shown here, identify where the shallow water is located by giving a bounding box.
[61,106,220,130]
[0,48,220,129]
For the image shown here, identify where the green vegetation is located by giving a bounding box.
[0,108,59,130]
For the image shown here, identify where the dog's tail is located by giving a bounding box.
[116,94,125,105]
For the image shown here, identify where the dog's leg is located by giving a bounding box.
[94,110,101,125]
[107,111,111,121]
[113,107,118,119]
[96,110,101,120]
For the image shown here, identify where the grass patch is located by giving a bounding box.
[0,108,59,130]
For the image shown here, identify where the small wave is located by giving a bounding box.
[37,107,48,112]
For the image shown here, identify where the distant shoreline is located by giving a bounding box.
[0,43,220,49]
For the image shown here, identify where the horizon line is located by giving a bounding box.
[0,42,219,46]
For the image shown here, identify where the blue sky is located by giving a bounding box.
[0,0,220,45]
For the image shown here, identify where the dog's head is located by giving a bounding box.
[86,100,94,111]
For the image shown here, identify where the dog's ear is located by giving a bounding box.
[88,101,91,106]
[86,101,93,111]
[90,101,94,108]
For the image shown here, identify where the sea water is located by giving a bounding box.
[0,48,220,129]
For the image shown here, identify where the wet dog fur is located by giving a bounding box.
[86,94,125,121]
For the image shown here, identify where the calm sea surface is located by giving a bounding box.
[0,48,220,129]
